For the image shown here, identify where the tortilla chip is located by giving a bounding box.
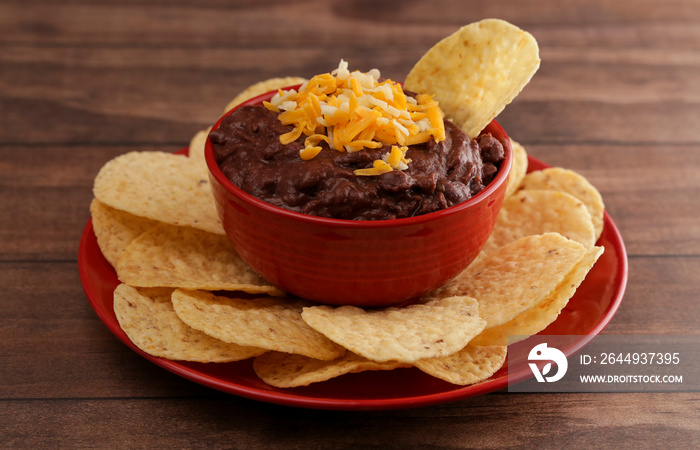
[505,139,529,197]
[93,151,224,235]
[405,19,540,138]
[301,297,486,364]
[482,189,596,254]
[113,284,265,362]
[471,245,604,346]
[223,76,308,114]
[423,233,587,329]
[171,289,344,360]
[186,126,211,169]
[414,345,507,385]
[116,223,283,296]
[521,167,605,240]
[89,198,156,267]
[252,351,410,388]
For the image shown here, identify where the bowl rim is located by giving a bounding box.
[204,86,513,228]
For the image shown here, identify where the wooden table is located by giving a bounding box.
[2,1,698,447]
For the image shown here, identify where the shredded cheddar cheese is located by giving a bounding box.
[264,60,446,175]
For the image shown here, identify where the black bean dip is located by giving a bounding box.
[210,104,505,220]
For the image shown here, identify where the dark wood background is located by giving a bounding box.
[1,0,698,447]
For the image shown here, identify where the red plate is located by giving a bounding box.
[79,155,628,410]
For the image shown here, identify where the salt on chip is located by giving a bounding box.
[414,345,507,386]
[222,76,308,114]
[171,289,345,361]
[116,223,283,296]
[93,151,224,235]
[505,139,529,198]
[113,284,265,362]
[252,351,410,388]
[89,198,156,267]
[405,19,540,138]
[481,189,596,254]
[471,245,604,346]
[521,167,605,240]
[301,297,486,364]
[423,233,587,329]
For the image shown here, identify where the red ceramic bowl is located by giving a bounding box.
[205,89,512,306]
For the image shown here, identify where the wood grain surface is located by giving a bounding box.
[1,1,698,447]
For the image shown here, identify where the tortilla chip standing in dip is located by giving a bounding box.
[209,19,538,221]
